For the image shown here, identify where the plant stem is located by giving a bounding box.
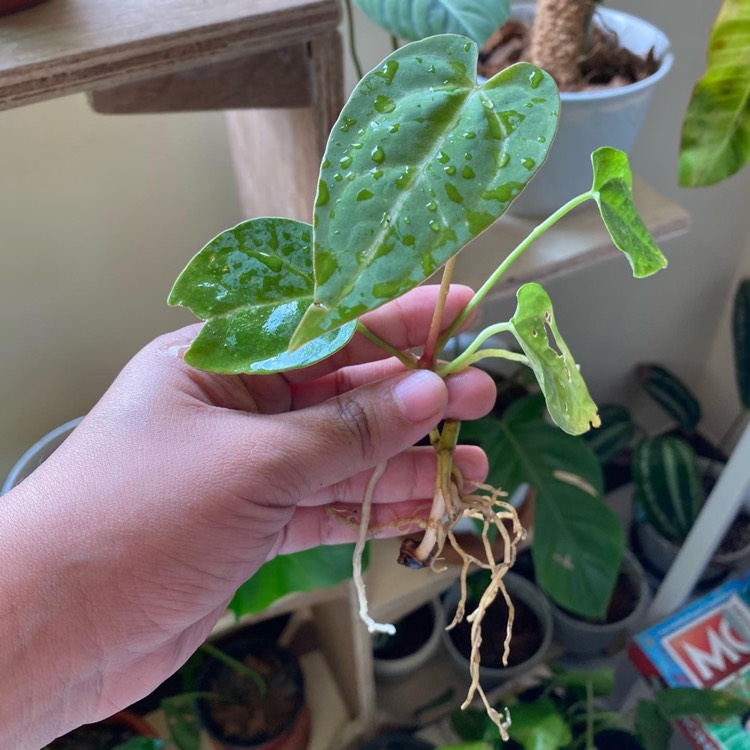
[439,348,529,376]
[199,642,266,696]
[438,191,594,350]
[420,256,457,369]
[343,0,364,80]
[436,322,516,376]
[356,322,416,368]
[585,678,595,750]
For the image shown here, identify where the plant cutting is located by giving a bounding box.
[168,34,666,735]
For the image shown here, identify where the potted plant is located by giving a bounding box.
[546,549,649,658]
[586,279,750,585]
[477,2,673,216]
[168,32,668,736]
[372,597,446,682]
[46,711,159,750]
[442,570,554,688]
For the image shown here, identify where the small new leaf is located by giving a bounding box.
[508,283,599,435]
[590,148,668,278]
[168,217,355,373]
[291,35,559,347]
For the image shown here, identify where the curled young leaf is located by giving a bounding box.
[168,217,355,373]
[291,35,559,348]
[590,147,668,279]
[508,283,600,435]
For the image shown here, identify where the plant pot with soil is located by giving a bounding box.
[372,597,445,682]
[194,635,310,750]
[442,571,553,688]
[48,710,158,750]
[478,2,673,217]
[548,549,649,657]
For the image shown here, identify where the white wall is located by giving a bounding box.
[1,0,748,478]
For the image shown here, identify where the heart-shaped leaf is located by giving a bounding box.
[461,410,623,619]
[353,0,510,47]
[508,283,600,435]
[590,147,668,279]
[168,217,356,373]
[679,0,750,187]
[506,697,572,750]
[291,35,559,347]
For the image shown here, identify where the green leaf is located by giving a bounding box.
[162,694,202,750]
[679,0,750,186]
[113,741,165,750]
[461,416,624,618]
[632,436,705,543]
[552,667,615,698]
[291,36,559,346]
[582,404,636,465]
[229,544,366,617]
[168,217,355,373]
[637,363,701,433]
[733,278,750,408]
[353,0,510,46]
[508,283,600,435]
[634,700,673,750]
[655,687,750,720]
[507,697,572,750]
[590,148,668,279]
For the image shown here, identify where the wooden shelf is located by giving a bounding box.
[0,0,339,110]
[451,178,690,300]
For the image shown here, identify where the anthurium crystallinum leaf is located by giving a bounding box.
[290,35,559,348]
[352,0,510,47]
[168,217,355,373]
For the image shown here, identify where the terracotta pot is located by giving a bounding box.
[50,710,158,748]
[196,636,310,750]
[0,0,52,16]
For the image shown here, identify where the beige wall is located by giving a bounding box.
[1,0,749,478]
[0,96,240,477]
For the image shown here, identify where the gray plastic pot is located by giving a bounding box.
[442,572,553,687]
[505,3,673,218]
[548,549,649,657]
[2,417,83,494]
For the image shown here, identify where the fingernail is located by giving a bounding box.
[393,370,446,423]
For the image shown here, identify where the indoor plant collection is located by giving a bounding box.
[168,29,666,736]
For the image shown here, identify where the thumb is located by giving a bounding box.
[252,370,448,501]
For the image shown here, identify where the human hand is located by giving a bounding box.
[0,284,495,746]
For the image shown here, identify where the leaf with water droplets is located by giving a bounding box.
[508,283,599,435]
[590,147,668,279]
[168,217,355,373]
[353,0,510,47]
[292,35,559,347]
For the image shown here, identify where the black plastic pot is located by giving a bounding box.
[196,635,309,750]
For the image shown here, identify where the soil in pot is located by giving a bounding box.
[449,593,543,668]
[373,602,434,660]
[197,640,307,749]
[478,16,659,91]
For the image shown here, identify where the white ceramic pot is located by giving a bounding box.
[372,597,445,682]
[548,549,649,657]
[505,4,673,217]
[2,417,83,493]
[442,572,553,687]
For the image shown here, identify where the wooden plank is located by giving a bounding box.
[88,44,313,113]
[0,0,339,110]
